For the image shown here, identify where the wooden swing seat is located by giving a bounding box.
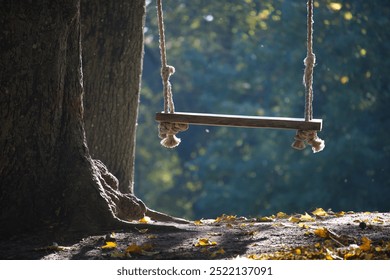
[156,112,322,131]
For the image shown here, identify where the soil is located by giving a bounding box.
[1,211,389,260]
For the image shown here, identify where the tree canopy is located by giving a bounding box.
[136,0,390,220]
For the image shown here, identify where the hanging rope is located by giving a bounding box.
[156,0,188,148]
[292,0,325,153]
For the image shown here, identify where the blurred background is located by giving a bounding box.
[135,0,390,220]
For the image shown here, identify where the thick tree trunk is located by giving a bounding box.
[0,0,146,236]
[82,0,144,194]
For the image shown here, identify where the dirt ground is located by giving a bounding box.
[1,210,389,260]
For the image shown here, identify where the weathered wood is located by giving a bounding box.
[156,112,322,131]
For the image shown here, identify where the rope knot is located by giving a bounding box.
[158,121,189,148]
[291,130,325,153]
[303,52,316,67]
[162,65,175,81]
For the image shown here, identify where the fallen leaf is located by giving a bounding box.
[276,212,289,219]
[195,238,217,247]
[372,216,384,224]
[289,213,315,223]
[313,227,329,238]
[101,241,117,249]
[194,220,203,226]
[360,236,372,252]
[139,216,151,224]
[258,216,275,222]
[126,243,153,254]
[312,208,328,217]
[298,223,310,229]
[288,216,301,223]
[335,211,345,217]
[215,214,236,223]
[300,213,315,222]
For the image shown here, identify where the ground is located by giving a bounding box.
[1,210,389,260]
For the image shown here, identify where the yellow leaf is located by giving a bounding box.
[312,208,328,217]
[300,213,315,222]
[101,241,117,249]
[139,216,151,224]
[258,216,274,222]
[288,216,301,223]
[147,235,157,239]
[372,216,384,224]
[298,223,310,229]
[194,220,203,226]
[313,227,329,238]
[195,238,217,247]
[335,211,345,217]
[295,248,302,255]
[276,212,289,219]
[215,214,236,223]
[360,237,372,252]
[126,243,153,254]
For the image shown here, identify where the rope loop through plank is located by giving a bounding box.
[156,0,188,148]
[291,0,325,153]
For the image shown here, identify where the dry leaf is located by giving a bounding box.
[372,216,384,224]
[312,208,328,217]
[139,216,151,224]
[335,211,345,217]
[194,220,203,226]
[289,213,315,223]
[300,213,315,222]
[313,227,329,238]
[360,236,372,251]
[195,238,217,247]
[298,223,310,229]
[258,216,275,222]
[101,241,117,249]
[276,212,289,219]
[288,216,301,223]
[126,243,153,254]
[215,214,236,223]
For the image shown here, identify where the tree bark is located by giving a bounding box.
[0,0,146,236]
[82,0,144,194]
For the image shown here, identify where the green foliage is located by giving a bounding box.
[136,0,390,219]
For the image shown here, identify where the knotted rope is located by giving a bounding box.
[291,0,325,153]
[156,0,188,148]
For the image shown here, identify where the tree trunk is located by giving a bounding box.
[0,0,146,236]
[82,0,144,194]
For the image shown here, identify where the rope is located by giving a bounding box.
[291,0,325,153]
[156,0,188,148]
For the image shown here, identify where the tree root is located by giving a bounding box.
[146,208,191,224]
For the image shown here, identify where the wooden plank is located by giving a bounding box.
[156,112,322,131]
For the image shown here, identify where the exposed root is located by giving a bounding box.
[146,208,191,224]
